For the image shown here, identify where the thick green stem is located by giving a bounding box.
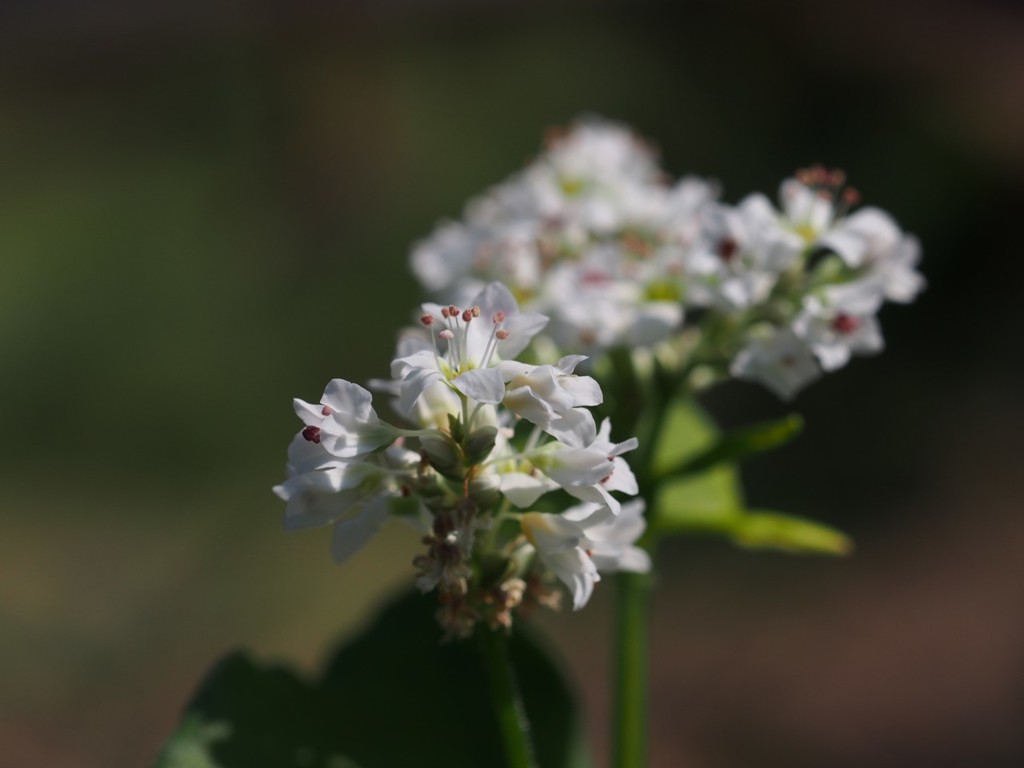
[479,628,537,768]
[607,348,681,768]
[613,569,654,768]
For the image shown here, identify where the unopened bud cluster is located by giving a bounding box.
[411,118,924,399]
[274,282,648,637]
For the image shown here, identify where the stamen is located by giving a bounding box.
[717,237,739,262]
[461,308,474,323]
[831,313,860,334]
[495,329,509,340]
[439,329,455,341]
[493,311,506,325]
[420,314,434,326]
[321,405,334,416]
[301,426,321,444]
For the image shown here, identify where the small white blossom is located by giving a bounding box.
[292,379,397,459]
[818,208,925,304]
[793,284,884,371]
[687,195,803,311]
[507,421,638,515]
[499,354,602,445]
[563,499,651,574]
[520,498,650,610]
[731,328,821,400]
[392,282,548,417]
[520,511,601,610]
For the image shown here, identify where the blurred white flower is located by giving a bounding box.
[731,327,822,400]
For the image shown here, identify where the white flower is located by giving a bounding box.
[793,284,884,371]
[538,247,684,352]
[520,511,601,610]
[521,498,650,610]
[292,379,397,459]
[273,433,420,562]
[392,282,548,418]
[563,499,651,573]
[817,208,925,304]
[731,328,821,400]
[501,420,638,515]
[687,195,803,311]
[587,418,639,497]
[779,177,838,242]
[499,354,602,445]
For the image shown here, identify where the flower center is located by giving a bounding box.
[420,303,507,376]
[717,237,739,262]
[830,313,860,335]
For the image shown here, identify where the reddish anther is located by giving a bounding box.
[718,237,739,261]
[831,313,860,334]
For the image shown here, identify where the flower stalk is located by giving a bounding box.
[479,628,538,768]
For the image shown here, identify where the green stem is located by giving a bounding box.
[613,569,653,768]
[479,628,537,768]
[607,348,680,768]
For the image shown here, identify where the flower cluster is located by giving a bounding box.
[410,118,924,399]
[274,282,647,636]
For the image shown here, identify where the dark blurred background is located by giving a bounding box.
[2,1,1023,766]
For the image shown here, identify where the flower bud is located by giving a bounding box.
[464,425,498,466]
[419,434,462,480]
[468,474,502,510]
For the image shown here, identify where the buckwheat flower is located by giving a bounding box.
[562,499,651,574]
[539,247,684,352]
[409,220,484,296]
[687,196,804,311]
[793,285,884,371]
[273,438,386,532]
[779,176,838,243]
[499,354,602,445]
[393,282,548,417]
[731,327,821,400]
[502,422,638,515]
[525,118,665,233]
[818,208,925,304]
[499,442,613,510]
[519,511,601,610]
[292,379,399,459]
[587,418,639,497]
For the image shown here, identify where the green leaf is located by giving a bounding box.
[650,398,744,536]
[653,413,803,483]
[648,399,848,557]
[727,510,853,556]
[154,591,591,768]
[649,397,721,476]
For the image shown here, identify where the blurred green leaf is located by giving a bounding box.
[653,413,803,483]
[649,397,721,476]
[649,399,848,556]
[650,398,744,536]
[154,590,590,768]
[728,510,853,556]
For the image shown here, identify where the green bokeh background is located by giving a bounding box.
[3,2,1023,766]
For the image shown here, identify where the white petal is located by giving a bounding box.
[321,379,374,420]
[400,367,445,416]
[330,496,390,563]
[452,367,506,404]
[498,312,550,359]
[500,472,558,507]
[545,408,597,447]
